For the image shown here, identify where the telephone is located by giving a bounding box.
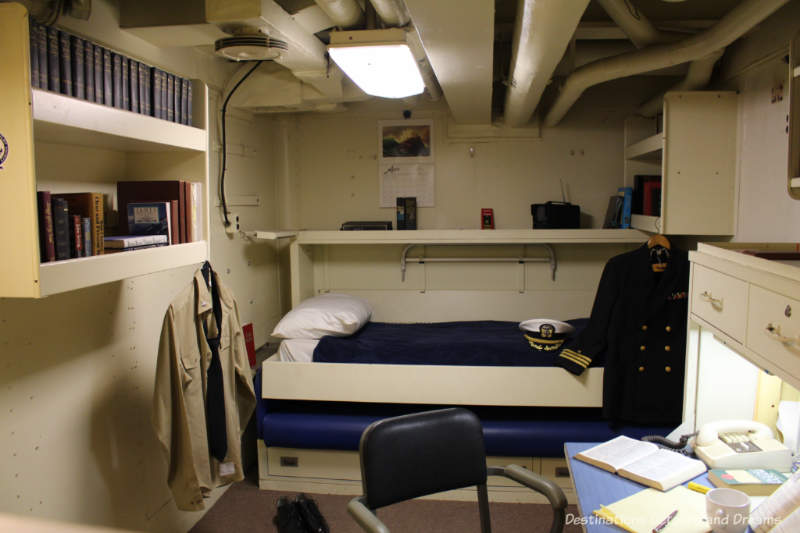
[692,419,793,471]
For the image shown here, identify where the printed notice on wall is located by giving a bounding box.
[380,163,434,207]
[378,119,435,207]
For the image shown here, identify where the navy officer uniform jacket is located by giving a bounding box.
[555,244,689,426]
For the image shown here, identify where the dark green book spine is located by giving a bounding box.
[70,36,84,100]
[129,59,139,113]
[29,22,39,89]
[84,41,94,102]
[93,45,103,103]
[181,78,189,125]
[51,197,70,260]
[36,24,48,89]
[112,53,122,108]
[166,73,175,122]
[58,30,72,96]
[102,48,112,106]
[186,81,192,126]
[47,27,60,92]
[121,56,129,110]
[151,68,162,118]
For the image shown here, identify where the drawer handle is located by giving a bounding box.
[765,323,800,345]
[700,291,723,310]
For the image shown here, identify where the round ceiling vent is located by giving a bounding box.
[214,35,288,62]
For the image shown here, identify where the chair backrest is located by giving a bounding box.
[358,407,488,509]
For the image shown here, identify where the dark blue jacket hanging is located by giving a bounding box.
[555,244,689,425]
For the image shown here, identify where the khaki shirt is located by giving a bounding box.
[153,269,256,511]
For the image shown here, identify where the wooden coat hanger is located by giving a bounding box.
[647,234,670,272]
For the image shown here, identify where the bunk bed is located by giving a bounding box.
[255,303,673,498]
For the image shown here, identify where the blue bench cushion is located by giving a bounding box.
[256,371,672,457]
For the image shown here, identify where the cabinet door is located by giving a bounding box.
[662,92,737,235]
[0,4,41,297]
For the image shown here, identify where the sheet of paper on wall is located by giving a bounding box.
[379,162,434,207]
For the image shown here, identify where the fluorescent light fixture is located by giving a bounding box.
[328,29,425,99]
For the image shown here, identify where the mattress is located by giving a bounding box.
[313,318,594,367]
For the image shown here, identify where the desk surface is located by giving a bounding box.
[564,442,713,533]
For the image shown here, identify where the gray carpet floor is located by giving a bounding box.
[190,472,584,532]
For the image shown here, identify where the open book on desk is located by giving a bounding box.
[575,435,707,491]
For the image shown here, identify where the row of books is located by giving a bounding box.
[29,22,193,125]
[36,180,202,262]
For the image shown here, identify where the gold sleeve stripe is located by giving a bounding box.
[561,349,592,365]
[559,351,590,368]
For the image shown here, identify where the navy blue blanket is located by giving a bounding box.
[313,319,598,367]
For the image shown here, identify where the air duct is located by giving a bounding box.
[595,0,664,48]
[313,0,364,29]
[543,0,789,127]
[503,0,590,128]
[637,49,724,117]
[368,0,410,27]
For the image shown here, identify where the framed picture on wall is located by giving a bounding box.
[378,119,435,207]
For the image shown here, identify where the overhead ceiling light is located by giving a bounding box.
[328,28,425,99]
[214,25,288,62]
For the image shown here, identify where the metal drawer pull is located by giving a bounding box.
[700,291,723,310]
[765,323,800,345]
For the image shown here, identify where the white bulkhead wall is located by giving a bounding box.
[0,0,281,531]
[0,1,799,533]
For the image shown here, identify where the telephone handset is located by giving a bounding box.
[692,419,793,471]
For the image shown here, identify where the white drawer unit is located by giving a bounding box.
[747,285,800,380]
[690,263,749,343]
[688,243,800,392]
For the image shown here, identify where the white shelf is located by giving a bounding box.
[794,65,800,78]
[248,230,299,241]
[32,89,207,152]
[624,133,663,161]
[39,241,208,296]
[791,177,800,188]
[296,228,649,245]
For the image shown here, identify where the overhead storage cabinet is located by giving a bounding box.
[0,3,210,298]
[624,91,738,236]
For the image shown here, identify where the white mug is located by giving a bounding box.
[706,487,751,533]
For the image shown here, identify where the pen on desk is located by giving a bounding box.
[652,509,678,533]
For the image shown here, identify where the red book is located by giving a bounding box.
[170,200,179,245]
[37,191,55,262]
[481,208,495,229]
[643,181,662,216]
[242,323,256,368]
[71,215,83,258]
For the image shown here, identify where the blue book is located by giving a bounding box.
[58,30,72,96]
[618,187,633,229]
[127,201,172,244]
[81,217,92,256]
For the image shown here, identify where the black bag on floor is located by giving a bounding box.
[273,494,329,533]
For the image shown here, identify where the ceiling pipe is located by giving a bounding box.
[368,0,410,27]
[503,0,590,128]
[595,0,664,48]
[543,0,790,127]
[637,48,724,117]
[406,28,442,101]
[313,0,364,29]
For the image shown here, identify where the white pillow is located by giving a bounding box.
[278,339,319,362]
[271,293,372,339]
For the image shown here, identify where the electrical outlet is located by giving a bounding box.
[225,212,239,235]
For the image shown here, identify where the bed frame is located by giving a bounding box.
[256,232,648,502]
[261,354,603,407]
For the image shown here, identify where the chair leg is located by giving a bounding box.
[477,483,492,533]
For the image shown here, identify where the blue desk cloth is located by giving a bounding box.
[565,442,756,533]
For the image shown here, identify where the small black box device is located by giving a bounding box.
[340,221,393,230]
[531,202,580,229]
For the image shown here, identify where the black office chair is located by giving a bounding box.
[347,408,566,533]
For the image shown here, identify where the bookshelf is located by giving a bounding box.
[622,91,737,236]
[0,3,210,298]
